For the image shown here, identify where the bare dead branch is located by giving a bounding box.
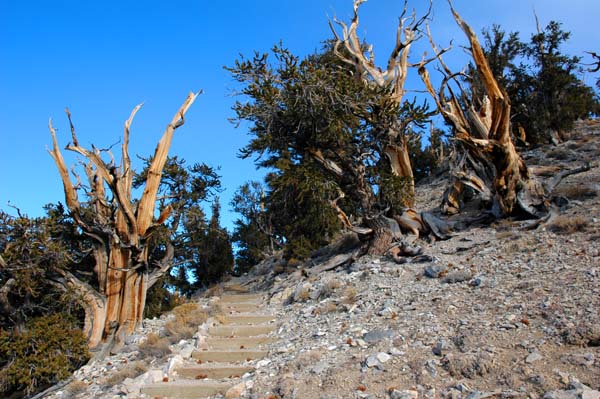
[308,148,344,178]
[329,0,432,103]
[136,91,200,236]
[65,107,78,147]
[584,51,600,73]
[48,118,82,215]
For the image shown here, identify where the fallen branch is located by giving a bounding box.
[544,162,593,193]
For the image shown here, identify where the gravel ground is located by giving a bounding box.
[241,120,600,399]
[46,120,600,399]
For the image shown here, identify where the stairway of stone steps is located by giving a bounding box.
[141,285,276,399]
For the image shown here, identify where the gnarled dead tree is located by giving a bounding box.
[418,3,547,218]
[329,0,436,208]
[325,0,451,256]
[324,0,454,255]
[48,92,198,350]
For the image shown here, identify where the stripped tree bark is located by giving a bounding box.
[326,0,452,255]
[48,92,199,351]
[329,0,436,208]
[418,2,547,218]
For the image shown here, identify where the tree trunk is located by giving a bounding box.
[48,92,199,351]
[384,140,415,208]
[418,4,547,218]
[365,215,402,255]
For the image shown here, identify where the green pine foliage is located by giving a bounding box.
[266,163,342,260]
[230,181,275,273]
[474,21,599,145]
[0,209,85,331]
[0,314,89,397]
[227,42,431,260]
[190,198,234,288]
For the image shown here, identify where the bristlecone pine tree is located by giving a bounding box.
[48,92,198,350]
[418,3,548,218]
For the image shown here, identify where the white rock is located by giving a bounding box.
[526,352,543,363]
[365,354,380,368]
[390,347,404,356]
[390,389,419,399]
[121,377,141,395]
[164,355,184,376]
[140,369,164,384]
[376,352,391,363]
[256,359,271,368]
[179,343,195,358]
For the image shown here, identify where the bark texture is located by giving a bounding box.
[329,0,437,207]
[419,3,546,218]
[48,92,198,349]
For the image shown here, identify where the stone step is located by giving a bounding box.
[219,314,275,325]
[209,324,276,337]
[206,336,276,350]
[141,380,232,398]
[176,364,255,379]
[223,284,250,294]
[219,293,263,303]
[192,349,268,363]
[222,283,250,293]
[221,302,261,313]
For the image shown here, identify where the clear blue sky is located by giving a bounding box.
[1,0,598,231]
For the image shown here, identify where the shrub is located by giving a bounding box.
[341,286,358,305]
[100,361,147,387]
[163,303,208,342]
[172,303,208,327]
[548,215,588,234]
[0,313,89,397]
[63,380,88,398]
[137,333,171,359]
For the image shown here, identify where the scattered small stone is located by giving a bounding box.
[376,352,391,363]
[363,329,395,343]
[469,277,482,287]
[432,339,451,356]
[441,270,473,284]
[389,389,418,399]
[424,264,447,278]
[256,359,271,368]
[466,391,503,399]
[310,361,328,374]
[526,352,543,364]
[389,347,404,356]
[365,354,380,368]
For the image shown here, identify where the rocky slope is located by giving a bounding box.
[46,120,600,399]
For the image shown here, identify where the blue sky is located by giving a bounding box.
[1,0,598,231]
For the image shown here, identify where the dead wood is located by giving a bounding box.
[48,91,199,351]
[329,0,444,207]
[419,2,547,219]
[544,162,593,193]
[421,211,454,240]
[308,250,360,276]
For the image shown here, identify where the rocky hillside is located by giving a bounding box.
[45,120,600,399]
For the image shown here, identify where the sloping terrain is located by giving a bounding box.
[46,120,600,398]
